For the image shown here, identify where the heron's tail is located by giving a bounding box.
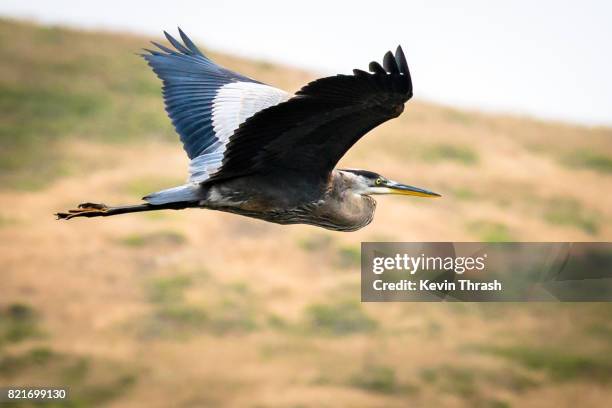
[143,183,201,205]
[55,201,194,220]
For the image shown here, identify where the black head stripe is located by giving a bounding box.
[339,169,381,180]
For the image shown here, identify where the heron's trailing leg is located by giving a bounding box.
[55,201,194,220]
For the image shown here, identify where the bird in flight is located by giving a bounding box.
[57,29,440,231]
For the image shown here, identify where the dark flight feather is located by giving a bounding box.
[206,47,413,184]
[383,51,399,74]
[395,45,409,75]
[164,31,192,55]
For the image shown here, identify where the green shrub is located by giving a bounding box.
[544,198,599,235]
[482,345,612,382]
[562,150,612,174]
[423,144,479,165]
[119,230,186,247]
[350,365,397,393]
[467,221,514,242]
[306,300,377,335]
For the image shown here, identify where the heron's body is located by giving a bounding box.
[57,30,439,231]
[199,170,376,231]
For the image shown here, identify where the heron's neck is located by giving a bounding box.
[323,171,376,228]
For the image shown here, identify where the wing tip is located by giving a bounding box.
[354,45,412,97]
[383,50,399,74]
[146,27,208,60]
[351,46,412,96]
[366,47,409,76]
[143,29,208,62]
[394,45,409,75]
[395,45,412,94]
[177,27,203,56]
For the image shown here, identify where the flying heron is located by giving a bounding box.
[57,29,440,231]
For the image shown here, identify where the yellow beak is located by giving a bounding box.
[386,182,441,198]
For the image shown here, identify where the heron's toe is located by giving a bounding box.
[55,211,71,220]
[56,203,109,220]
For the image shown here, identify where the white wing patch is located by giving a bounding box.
[189,82,290,183]
[189,151,224,183]
[212,82,290,144]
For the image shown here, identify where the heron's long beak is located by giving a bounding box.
[385,181,441,198]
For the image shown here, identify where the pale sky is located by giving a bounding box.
[2,0,612,126]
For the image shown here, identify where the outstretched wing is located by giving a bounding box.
[142,29,290,183]
[206,46,413,184]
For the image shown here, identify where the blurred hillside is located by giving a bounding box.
[1,18,612,407]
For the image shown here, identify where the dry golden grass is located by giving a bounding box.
[1,19,612,407]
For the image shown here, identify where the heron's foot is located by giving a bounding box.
[56,202,109,220]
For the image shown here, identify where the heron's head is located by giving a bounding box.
[339,169,441,198]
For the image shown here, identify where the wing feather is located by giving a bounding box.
[206,46,413,184]
[395,45,409,75]
[383,51,399,74]
[142,29,289,184]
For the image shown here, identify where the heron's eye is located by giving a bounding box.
[375,178,382,185]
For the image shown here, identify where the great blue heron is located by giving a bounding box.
[57,29,440,231]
